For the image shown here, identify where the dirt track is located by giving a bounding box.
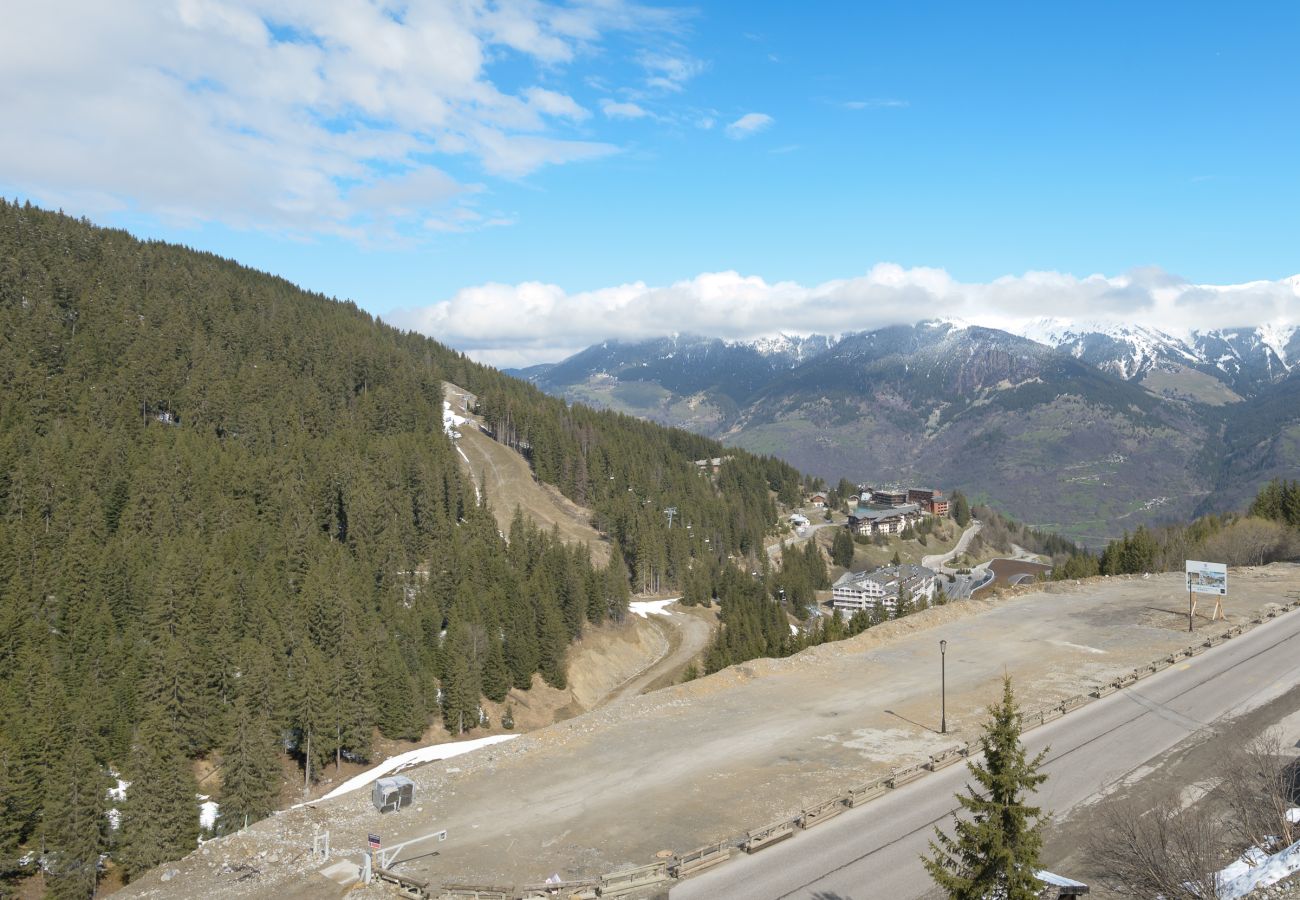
[117,565,1300,899]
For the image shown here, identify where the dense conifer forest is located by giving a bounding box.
[0,201,802,894]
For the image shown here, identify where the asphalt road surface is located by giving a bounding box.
[673,603,1300,900]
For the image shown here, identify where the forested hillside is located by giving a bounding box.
[0,201,800,895]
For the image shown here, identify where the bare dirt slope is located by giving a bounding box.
[118,565,1300,899]
[443,382,608,564]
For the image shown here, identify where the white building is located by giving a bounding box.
[832,564,936,616]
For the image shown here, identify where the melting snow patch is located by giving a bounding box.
[628,599,678,618]
[199,797,219,831]
[304,734,519,805]
[1217,839,1300,899]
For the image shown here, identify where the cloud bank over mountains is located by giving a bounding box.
[391,266,1300,368]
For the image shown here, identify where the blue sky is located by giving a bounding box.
[3,1,1298,364]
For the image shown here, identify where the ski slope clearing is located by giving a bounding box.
[443,382,608,564]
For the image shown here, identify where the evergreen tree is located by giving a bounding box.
[924,676,1048,900]
[952,492,972,527]
[481,633,510,703]
[216,698,281,834]
[117,713,199,882]
[42,720,106,900]
[440,645,479,735]
[832,528,855,569]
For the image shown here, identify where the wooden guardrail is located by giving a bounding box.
[518,879,598,899]
[671,841,732,878]
[889,762,927,787]
[798,796,848,829]
[743,818,797,854]
[926,745,966,771]
[845,776,889,807]
[598,861,671,897]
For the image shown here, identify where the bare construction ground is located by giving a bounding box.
[118,565,1300,899]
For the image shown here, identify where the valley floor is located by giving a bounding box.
[117,565,1300,899]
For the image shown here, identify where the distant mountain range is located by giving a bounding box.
[508,320,1300,545]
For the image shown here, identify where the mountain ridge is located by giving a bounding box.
[516,320,1294,544]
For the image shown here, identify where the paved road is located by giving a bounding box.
[674,604,1300,900]
[920,521,982,572]
[767,521,838,561]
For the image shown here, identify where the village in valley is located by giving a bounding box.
[786,480,1055,626]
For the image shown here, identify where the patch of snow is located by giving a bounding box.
[1217,839,1300,899]
[106,773,129,830]
[628,598,678,618]
[1287,807,1300,824]
[1258,322,1297,368]
[199,797,219,831]
[305,734,519,805]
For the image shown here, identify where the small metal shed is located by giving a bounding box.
[371,776,415,813]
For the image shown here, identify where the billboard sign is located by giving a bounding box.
[1186,560,1227,596]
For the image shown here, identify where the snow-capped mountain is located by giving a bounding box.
[1007,319,1299,395]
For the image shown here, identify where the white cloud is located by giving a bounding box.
[601,100,650,119]
[389,266,1300,367]
[0,0,668,238]
[524,87,591,122]
[637,51,706,92]
[725,112,773,139]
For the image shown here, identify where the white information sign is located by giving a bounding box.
[1186,560,1227,596]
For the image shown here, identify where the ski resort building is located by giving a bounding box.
[832,565,937,616]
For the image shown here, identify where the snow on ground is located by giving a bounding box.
[106,773,129,829]
[628,598,678,618]
[1288,807,1300,824]
[1218,839,1300,899]
[307,734,519,805]
[442,400,469,436]
[199,797,219,831]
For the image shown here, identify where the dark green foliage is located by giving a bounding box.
[831,528,855,568]
[703,569,793,673]
[216,698,281,834]
[117,713,199,882]
[924,677,1048,900]
[42,716,106,900]
[0,201,815,877]
[951,491,972,527]
[1249,479,1300,529]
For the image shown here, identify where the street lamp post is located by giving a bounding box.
[939,639,947,734]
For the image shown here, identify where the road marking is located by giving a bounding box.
[1179,663,1191,670]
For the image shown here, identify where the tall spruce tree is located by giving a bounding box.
[42,724,106,900]
[216,698,281,834]
[117,712,199,882]
[832,528,855,569]
[924,676,1048,900]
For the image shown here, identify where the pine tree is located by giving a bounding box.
[43,719,107,900]
[832,528,855,569]
[117,712,199,881]
[216,698,281,834]
[952,492,972,527]
[440,645,479,735]
[923,676,1048,900]
[481,633,510,703]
